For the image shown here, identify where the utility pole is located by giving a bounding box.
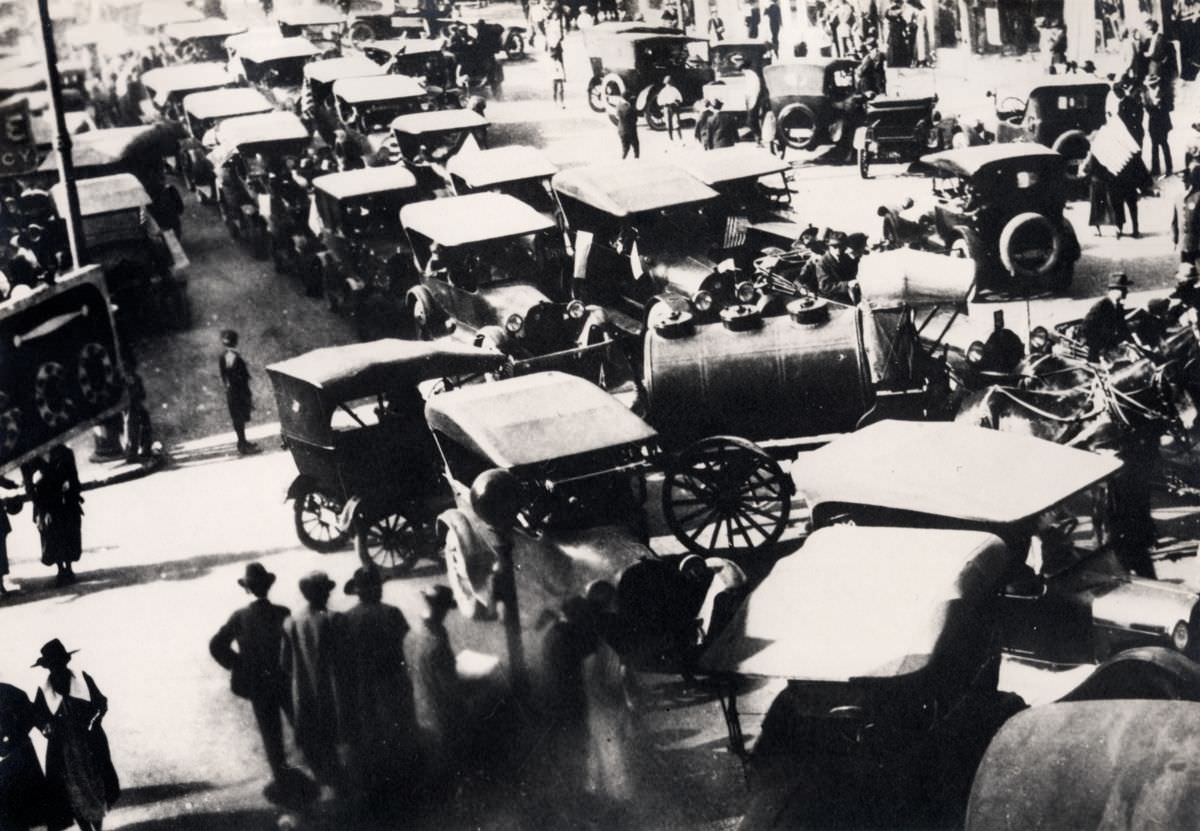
[36,0,87,270]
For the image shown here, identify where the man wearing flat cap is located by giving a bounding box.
[1081,273,1135,361]
[210,562,292,790]
[281,571,340,793]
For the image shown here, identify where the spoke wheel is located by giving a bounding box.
[587,78,605,112]
[365,510,425,574]
[858,147,871,179]
[663,435,791,560]
[293,489,349,552]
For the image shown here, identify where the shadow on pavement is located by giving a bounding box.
[113,808,279,831]
[1,548,292,608]
[114,781,218,810]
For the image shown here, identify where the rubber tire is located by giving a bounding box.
[998,211,1062,280]
[587,77,605,112]
[1052,129,1091,184]
[293,489,349,553]
[409,292,442,340]
[858,147,871,179]
[778,103,820,151]
[443,525,489,620]
[644,99,666,131]
[348,20,375,45]
[506,32,525,57]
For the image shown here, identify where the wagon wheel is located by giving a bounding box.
[293,489,349,552]
[587,78,606,112]
[663,435,791,559]
[364,509,428,575]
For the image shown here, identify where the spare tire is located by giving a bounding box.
[998,211,1062,280]
[778,103,821,151]
[1052,129,1091,183]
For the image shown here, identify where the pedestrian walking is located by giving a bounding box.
[29,446,83,588]
[0,681,61,831]
[883,0,910,67]
[280,571,341,795]
[210,563,300,799]
[613,93,639,158]
[764,0,782,56]
[657,76,683,141]
[744,1,760,39]
[550,41,566,107]
[336,565,418,812]
[31,639,120,831]
[707,4,725,40]
[1144,70,1174,176]
[1173,166,1200,263]
[218,329,258,455]
[410,584,468,783]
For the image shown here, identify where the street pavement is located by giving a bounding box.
[9,4,1200,828]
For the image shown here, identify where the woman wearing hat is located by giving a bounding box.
[0,680,61,831]
[30,447,84,588]
[30,639,120,831]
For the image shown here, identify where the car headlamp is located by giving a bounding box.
[566,299,586,319]
[967,341,985,365]
[1173,621,1190,651]
[1030,326,1050,351]
[735,280,757,304]
[692,291,714,313]
[505,313,524,334]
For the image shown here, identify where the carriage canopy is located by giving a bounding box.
[400,193,554,247]
[162,18,247,42]
[53,173,150,217]
[674,146,789,186]
[142,62,236,104]
[389,108,488,135]
[313,165,419,201]
[333,74,426,104]
[183,87,274,121]
[232,35,322,62]
[424,371,658,469]
[446,145,558,189]
[791,420,1122,525]
[276,6,346,27]
[213,111,310,150]
[551,160,717,218]
[304,56,386,85]
[701,525,1016,680]
[908,142,1063,180]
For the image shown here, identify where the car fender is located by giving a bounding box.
[852,125,868,150]
[437,509,497,621]
[285,474,318,502]
[1058,646,1200,702]
[949,224,983,260]
[635,84,655,114]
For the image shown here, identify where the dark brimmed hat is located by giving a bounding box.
[33,638,77,668]
[238,562,275,593]
[220,329,238,347]
[299,571,335,602]
[1108,272,1132,291]
[421,584,455,614]
[344,564,383,596]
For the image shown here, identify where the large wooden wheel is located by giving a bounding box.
[662,436,791,559]
[364,508,428,574]
[293,488,349,552]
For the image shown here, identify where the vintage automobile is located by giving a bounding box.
[358,37,458,97]
[52,173,191,333]
[791,420,1200,663]
[311,164,423,311]
[445,145,559,220]
[760,58,859,151]
[160,18,247,63]
[583,26,712,128]
[400,192,598,361]
[301,55,387,136]
[276,6,347,50]
[700,39,771,120]
[140,61,238,123]
[181,87,274,142]
[328,74,432,155]
[230,36,322,111]
[385,109,489,174]
[852,88,946,179]
[137,2,204,33]
[552,160,744,333]
[441,19,523,92]
[879,143,1081,292]
[210,111,312,259]
[990,76,1110,183]
[267,339,507,567]
[642,247,972,448]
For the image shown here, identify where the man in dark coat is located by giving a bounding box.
[856,39,887,96]
[1,681,63,830]
[1173,166,1200,263]
[814,232,862,304]
[410,584,468,783]
[218,329,258,455]
[336,565,417,810]
[1081,273,1134,361]
[280,571,340,793]
[708,100,740,148]
[31,640,120,831]
[614,93,639,159]
[763,0,782,56]
[210,563,294,790]
[30,447,83,587]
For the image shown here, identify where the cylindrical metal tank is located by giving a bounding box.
[643,304,871,443]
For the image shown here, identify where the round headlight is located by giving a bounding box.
[1030,326,1049,350]
[566,299,586,319]
[505,313,524,334]
[967,341,985,365]
[735,280,757,304]
[1173,620,1190,651]
[692,291,714,313]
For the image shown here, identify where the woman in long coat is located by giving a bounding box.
[1,682,67,830]
[31,640,120,831]
[30,448,84,586]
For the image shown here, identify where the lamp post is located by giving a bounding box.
[36,0,87,270]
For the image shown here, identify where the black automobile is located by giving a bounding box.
[760,58,859,151]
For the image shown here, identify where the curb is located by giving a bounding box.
[80,452,167,493]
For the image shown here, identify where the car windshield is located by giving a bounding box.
[640,40,702,71]
[340,191,412,236]
[522,446,648,531]
[355,99,424,132]
[1028,483,1126,581]
[248,57,307,87]
[441,232,546,287]
[830,67,855,90]
[499,178,556,214]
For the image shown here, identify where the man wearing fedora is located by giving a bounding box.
[217,330,258,456]
[1081,273,1135,361]
[410,584,467,782]
[209,562,293,791]
[281,571,340,794]
[30,639,120,831]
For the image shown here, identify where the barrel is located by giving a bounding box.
[643,304,871,443]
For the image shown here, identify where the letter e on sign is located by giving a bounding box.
[0,99,35,177]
